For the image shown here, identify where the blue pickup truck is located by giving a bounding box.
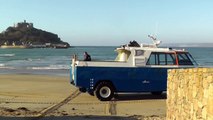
[70,39,197,101]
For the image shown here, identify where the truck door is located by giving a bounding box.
[146,52,176,91]
[126,68,149,92]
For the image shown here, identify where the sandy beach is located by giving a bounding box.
[0,74,166,120]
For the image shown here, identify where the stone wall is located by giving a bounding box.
[167,68,213,120]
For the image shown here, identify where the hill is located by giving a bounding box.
[0,20,70,48]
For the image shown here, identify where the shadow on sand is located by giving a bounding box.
[113,92,167,101]
[0,116,138,120]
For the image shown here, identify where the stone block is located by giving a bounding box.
[203,68,208,73]
[207,84,213,116]
[207,114,213,120]
[189,69,193,73]
[207,76,213,83]
[190,103,194,115]
[195,77,201,88]
[202,107,207,120]
[197,87,204,101]
[198,101,203,109]
[196,108,202,119]
[204,89,209,99]
[194,99,199,111]
[199,68,204,72]
[193,68,198,73]
[193,86,198,98]
[203,78,210,88]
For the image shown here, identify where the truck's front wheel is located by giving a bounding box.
[95,82,114,101]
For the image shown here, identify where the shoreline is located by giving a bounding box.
[0,69,70,77]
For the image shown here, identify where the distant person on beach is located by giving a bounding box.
[84,52,91,61]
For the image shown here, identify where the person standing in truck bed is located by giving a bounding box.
[84,52,91,61]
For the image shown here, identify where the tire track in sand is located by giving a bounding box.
[34,89,81,119]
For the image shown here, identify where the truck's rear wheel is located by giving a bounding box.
[95,82,114,101]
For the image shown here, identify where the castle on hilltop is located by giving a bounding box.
[14,20,33,28]
[0,20,70,48]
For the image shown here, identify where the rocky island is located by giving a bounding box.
[0,20,70,48]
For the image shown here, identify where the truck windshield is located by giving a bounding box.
[177,52,197,65]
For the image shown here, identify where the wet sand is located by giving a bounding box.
[0,75,166,120]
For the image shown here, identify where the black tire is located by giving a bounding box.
[95,82,114,101]
[151,91,163,95]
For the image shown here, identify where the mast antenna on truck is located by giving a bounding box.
[148,35,161,47]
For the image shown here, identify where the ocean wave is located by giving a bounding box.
[0,63,5,67]
[29,65,70,70]
[0,66,16,69]
[26,58,41,61]
[0,63,15,69]
[0,54,15,57]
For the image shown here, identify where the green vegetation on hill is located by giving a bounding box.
[0,21,70,47]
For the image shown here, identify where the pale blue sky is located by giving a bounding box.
[0,0,213,46]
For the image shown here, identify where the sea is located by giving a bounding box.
[0,46,213,76]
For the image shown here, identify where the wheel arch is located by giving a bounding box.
[94,80,116,92]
